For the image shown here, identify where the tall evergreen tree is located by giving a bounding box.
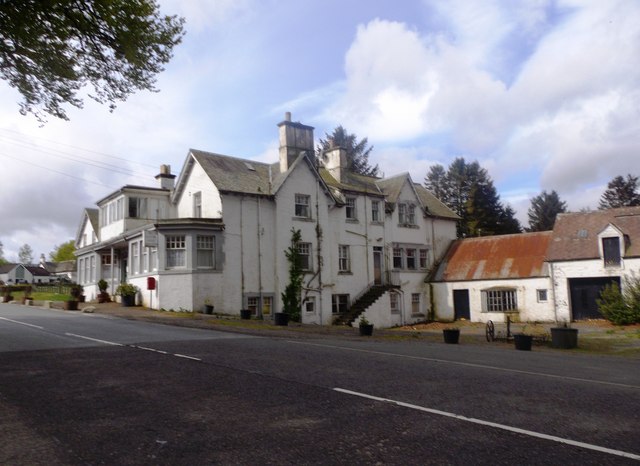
[599,174,640,209]
[527,190,567,231]
[424,164,448,203]
[316,125,379,177]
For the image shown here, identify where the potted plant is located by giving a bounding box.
[442,327,460,344]
[203,299,214,315]
[116,283,138,307]
[359,315,374,336]
[514,333,533,351]
[65,284,83,311]
[97,279,110,303]
[240,308,251,320]
[274,312,289,326]
[550,322,578,349]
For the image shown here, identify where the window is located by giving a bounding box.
[247,296,258,315]
[131,242,139,275]
[406,249,417,270]
[90,256,96,282]
[338,245,350,272]
[263,296,272,315]
[346,197,357,220]
[398,203,416,225]
[197,235,215,268]
[390,292,399,313]
[150,248,158,271]
[305,297,316,314]
[537,289,548,303]
[393,248,403,269]
[166,235,186,268]
[298,242,312,271]
[295,194,310,218]
[129,197,147,219]
[371,200,381,222]
[419,249,428,269]
[245,295,273,315]
[332,294,349,314]
[602,237,621,267]
[143,247,149,273]
[411,293,421,314]
[193,192,202,218]
[102,255,111,265]
[408,204,416,225]
[398,204,406,224]
[483,289,517,312]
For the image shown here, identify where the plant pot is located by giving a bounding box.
[551,328,578,349]
[443,328,460,344]
[204,304,214,315]
[64,300,79,311]
[240,309,251,320]
[2,295,13,303]
[274,312,289,326]
[78,295,86,303]
[98,292,111,304]
[359,324,374,336]
[514,334,533,351]
[121,294,135,307]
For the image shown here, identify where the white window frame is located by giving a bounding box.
[411,293,421,314]
[196,235,215,269]
[128,197,147,219]
[131,242,140,275]
[346,197,357,220]
[406,248,417,270]
[537,289,548,303]
[166,235,186,269]
[295,194,311,218]
[305,296,316,314]
[371,200,381,222]
[482,289,518,312]
[393,248,403,269]
[193,192,202,218]
[338,245,350,272]
[298,242,312,271]
[332,294,349,314]
[419,249,428,269]
[390,292,400,313]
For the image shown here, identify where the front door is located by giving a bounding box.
[373,247,383,285]
[453,289,471,320]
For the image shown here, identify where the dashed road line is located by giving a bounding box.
[0,316,44,329]
[174,353,202,361]
[334,387,640,461]
[65,333,123,346]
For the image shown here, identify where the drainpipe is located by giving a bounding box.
[240,196,245,308]
[315,178,323,325]
[257,195,263,318]
[110,247,115,299]
[549,262,558,324]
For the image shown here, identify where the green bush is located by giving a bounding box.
[597,275,640,325]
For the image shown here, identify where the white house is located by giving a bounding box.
[74,113,459,327]
[547,207,640,321]
[0,263,56,285]
[430,232,555,323]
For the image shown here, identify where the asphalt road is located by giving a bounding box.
[1,304,639,465]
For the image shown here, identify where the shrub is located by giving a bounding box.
[597,275,640,325]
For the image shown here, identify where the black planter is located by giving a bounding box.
[64,300,78,311]
[204,304,214,315]
[514,334,533,351]
[551,328,578,349]
[443,328,460,344]
[240,309,251,320]
[359,324,374,336]
[121,294,135,307]
[274,312,289,326]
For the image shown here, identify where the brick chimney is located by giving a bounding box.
[324,146,348,183]
[278,112,314,173]
[155,164,176,190]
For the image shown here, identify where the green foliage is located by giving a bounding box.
[18,243,33,264]
[316,125,379,177]
[0,0,185,122]
[599,174,640,210]
[49,240,76,262]
[425,157,521,238]
[597,276,640,325]
[281,229,303,322]
[0,240,6,265]
[116,283,139,297]
[527,190,567,231]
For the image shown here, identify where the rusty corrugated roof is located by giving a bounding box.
[547,206,640,261]
[432,231,553,282]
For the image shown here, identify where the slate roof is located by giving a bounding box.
[0,264,16,274]
[432,231,553,282]
[24,266,51,277]
[547,206,640,261]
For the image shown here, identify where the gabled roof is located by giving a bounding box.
[0,263,17,274]
[432,231,553,282]
[414,185,460,220]
[75,208,99,246]
[24,265,51,277]
[547,206,640,261]
[319,168,382,196]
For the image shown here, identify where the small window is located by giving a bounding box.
[537,289,548,303]
[393,248,403,269]
[193,192,202,218]
[305,297,316,314]
[602,237,621,267]
[332,294,349,314]
[166,235,186,269]
[129,197,147,219]
[419,249,428,269]
[398,203,416,225]
[371,200,381,222]
[398,204,406,224]
[346,197,357,220]
[338,245,350,272]
[298,242,312,271]
[197,235,215,268]
[390,293,400,313]
[263,296,272,315]
[411,293,421,314]
[406,249,417,270]
[295,194,310,218]
[247,296,258,315]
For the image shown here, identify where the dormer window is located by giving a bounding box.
[129,197,147,219]
[602,237,621,267]
[398,203,416,226]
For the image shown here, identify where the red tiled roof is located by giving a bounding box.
[433,231,552,282]
[547,206,640,261]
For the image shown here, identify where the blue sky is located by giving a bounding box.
[1,0,639,262]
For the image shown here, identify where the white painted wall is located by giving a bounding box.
[175,160,222,218]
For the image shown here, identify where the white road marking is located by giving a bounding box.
[289,341,640,390]
[135,345,168,355]
[334,388,640,461]
[64,333,123,346]
[174,353,202,361]
[0,316,44,329]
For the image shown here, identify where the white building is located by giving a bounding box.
[75,114,459,327]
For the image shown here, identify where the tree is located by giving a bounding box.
[0,0,185,122]
[316,125,379,177]
[597,274,640,325]
[599,174,640,210]
[50,240,76,262]
[424,157,520,238]
[281,229,303,322]
[18,243,33,264]
[527,190,567,231]
[0,240,6,265]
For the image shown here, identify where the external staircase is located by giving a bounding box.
[333,284,399,326]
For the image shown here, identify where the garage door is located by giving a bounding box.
[569,276,621,320]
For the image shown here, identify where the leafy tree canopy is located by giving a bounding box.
[527,190,567,232]
[18,243,33,264]
[316,125,379,177]
[0,240,6,265]
[50,240,76,262]
[599,174,640,210]
[425,157,521,238]
[0,0,185,122]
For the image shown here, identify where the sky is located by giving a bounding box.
[1,0,639,262]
